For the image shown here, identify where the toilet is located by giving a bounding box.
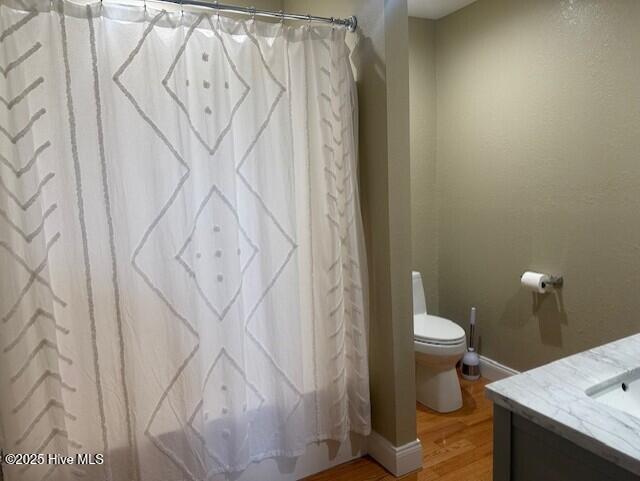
[413,271,467,413]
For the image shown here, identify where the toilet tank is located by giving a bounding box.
[412,271,428,315]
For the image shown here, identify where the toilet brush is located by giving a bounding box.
[461,307,481,381]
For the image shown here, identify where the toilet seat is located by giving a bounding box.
[414,338,466,357]
[414,313,466,346]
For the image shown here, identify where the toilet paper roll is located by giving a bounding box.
[521,271,550,294]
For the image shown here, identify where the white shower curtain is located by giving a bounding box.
[0,1,370,479]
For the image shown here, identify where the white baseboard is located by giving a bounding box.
[366,431,422,477]
[480,355,520,382]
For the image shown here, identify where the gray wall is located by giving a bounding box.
[410,0,640,371]
[409,17,438,314]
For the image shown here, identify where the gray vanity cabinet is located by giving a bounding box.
[493,405,640,481]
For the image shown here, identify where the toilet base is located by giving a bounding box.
[415,362,463,413]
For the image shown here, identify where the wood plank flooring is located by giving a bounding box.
[305,376,493,481]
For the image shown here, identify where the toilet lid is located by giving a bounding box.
[414,313,466,344]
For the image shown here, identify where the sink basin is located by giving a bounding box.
[587,368,640,420]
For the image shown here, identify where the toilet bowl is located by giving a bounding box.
[413,271,466,413]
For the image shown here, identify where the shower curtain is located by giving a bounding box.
[0,1,370,479]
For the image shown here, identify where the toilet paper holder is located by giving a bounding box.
[521,271,564,293]
[542,275,564,290]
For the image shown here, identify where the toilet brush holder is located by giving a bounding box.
[461,349,480,381]
[461,307,481,381]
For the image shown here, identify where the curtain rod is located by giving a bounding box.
[150,0,358,31]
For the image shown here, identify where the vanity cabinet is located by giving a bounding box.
[493,405,640,481]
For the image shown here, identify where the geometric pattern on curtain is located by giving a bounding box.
[0,1,370,480]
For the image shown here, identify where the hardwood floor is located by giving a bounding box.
[305,376,493,481]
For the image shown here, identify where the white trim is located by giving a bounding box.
[480,355,520,382]
[366,431,422,477]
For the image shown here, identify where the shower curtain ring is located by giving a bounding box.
[279,9,284,24]
[250,6,256,21]
[180,0,184,17]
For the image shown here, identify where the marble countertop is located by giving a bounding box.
[485,333,640,476]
